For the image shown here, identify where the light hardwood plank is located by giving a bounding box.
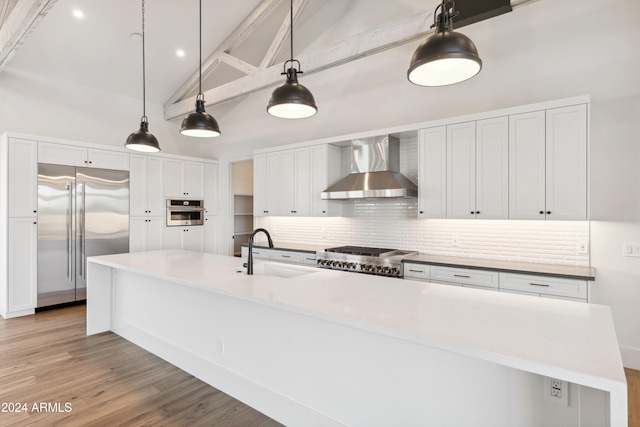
[0,304,283,427]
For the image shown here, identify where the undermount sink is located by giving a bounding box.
[245,263,317,278]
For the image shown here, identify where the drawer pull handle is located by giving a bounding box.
[529,283,550,287]
[454,274,470,278]
[281,255,291,258]
[409,269,424,273]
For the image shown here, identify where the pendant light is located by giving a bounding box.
[126,0,160,153]
[407,0,482,87]
[180,0,221,137]
[267,0,317,119]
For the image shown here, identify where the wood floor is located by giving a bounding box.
[1,305,639,427]
[0,304,283,427]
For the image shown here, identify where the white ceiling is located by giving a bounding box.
[3,0,433,106]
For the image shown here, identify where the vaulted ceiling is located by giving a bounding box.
[0,0,535,123]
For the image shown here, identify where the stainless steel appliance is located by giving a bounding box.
[321,135,418,200]
[316,246,417,278]
[166,199,204,226]
[37,164,129,308]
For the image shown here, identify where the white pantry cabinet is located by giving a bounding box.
[129,216,164,253]
[8,138,38,218]
[163,226,204,252]
[509,104,587,220]
[7,218,38,316]
[447,119,508,219]
[164,159,205,199]
[38,142,130,170]
[129,155,164,217]
[204,216,218,254]
[281,147,310,216]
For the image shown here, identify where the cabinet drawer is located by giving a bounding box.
[303,254,318,266]
[499,273,587,300]
[431,266,499,289]
[403,263,430,281]
[270,250,305,264]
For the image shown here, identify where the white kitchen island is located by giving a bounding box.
[87,250,627,427]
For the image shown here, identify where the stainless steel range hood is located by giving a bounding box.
[321,135,418,200]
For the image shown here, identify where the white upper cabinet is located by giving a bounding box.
[281,147,310,216]
[203,163,218,216]
[447,122,477,219]
[475,117,509,219]
[164,159,205,199]
[38,142,129,170]
[509,111,546,220]
[545,105,588,220]
[509,105,587,220]
[130,155,164,217]
[418,127,447,218]
[253,152,282,216]
[8,138,38,218]
[310,144,341,216]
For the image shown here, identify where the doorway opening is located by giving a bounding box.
[230,160,253,257]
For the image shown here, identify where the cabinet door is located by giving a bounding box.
[266,152,281,215]
[204,216,218,254]
[8,218,37,313]
[310,145,328,216]
[204,163,218,215]
[294,147,310,216]
[184,227,204,252]
[38,142,87,167]
[545,105,587,220]
[147,217,164,251]
[475,117,509,219]
[163,227,184,250]
[253,154,267,216]
[185,161,204,198]
[509,111,546,219]
[447,122,476,219]
[280,150,296,215]
[129,216,148,252]
[164,159,185,198]
[418,127,446,218]
[129,155,148,217]
[147,157,165,216]
[87,148,129,170]
[8,138,38,218]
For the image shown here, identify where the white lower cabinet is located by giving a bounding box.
[204,216,218,254]
[240,247,317,266]
[240,246,271,260]
[404,263,430,281]
[431,266,499,291]
[130,217,164,252]
[7,218,38,316]
[270,250,306,264]
[499,272,588,302]
[164,226,204,252]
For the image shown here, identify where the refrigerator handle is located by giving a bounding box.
[67,181,73,282]
[79,181,86,280]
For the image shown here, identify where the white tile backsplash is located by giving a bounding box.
[257,215,590,267]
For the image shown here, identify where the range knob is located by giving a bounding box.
[391,267,399,276]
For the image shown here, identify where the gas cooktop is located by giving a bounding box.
[317,246,417,278]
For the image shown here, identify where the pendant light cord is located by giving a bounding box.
[141,0,147,122]
[289,0,293,63]
[198,0,203,99]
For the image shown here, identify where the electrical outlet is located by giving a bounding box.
[577,240,588,255]
[544,377,568,406]
[451,235,459,247]
[216,338,224,355]
[623,243,640,257]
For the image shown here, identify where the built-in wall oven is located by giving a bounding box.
[166,199,204,226]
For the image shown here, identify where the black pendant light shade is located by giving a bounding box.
[181,97,221,137]
[126,118,160,152]
[180,0,221,137]
[408,0,482,87]
[126,0,160,152]
[267,0,317,119]
[267,63,317,119]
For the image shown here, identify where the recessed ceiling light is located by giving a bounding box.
[72,9,84,19]
[130,33,142,43]
[176,49,185,58]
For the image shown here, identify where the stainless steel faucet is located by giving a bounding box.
[246,228,274,275]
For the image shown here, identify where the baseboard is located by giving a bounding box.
[620,345,640,370]
[111,316,345,427]
[1,308,35,319]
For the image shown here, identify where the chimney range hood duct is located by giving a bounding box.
[321,135,418,200]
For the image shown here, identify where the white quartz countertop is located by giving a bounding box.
[88,250,624,394]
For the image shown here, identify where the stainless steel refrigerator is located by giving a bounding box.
[37,164,129,308]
